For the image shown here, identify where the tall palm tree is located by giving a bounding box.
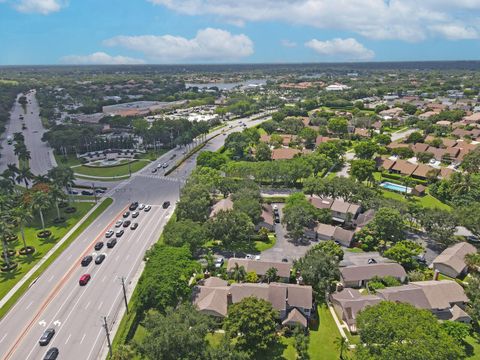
[33,174,51,186]
[18,147,31,170]
[231,263,246,283]
[264,267,278,283]
[2,164,19,191]
[10,205,33,251]
[0,220,14,267]
[16,167,33,189]
[30,191,51,233]
[48,166,75,203]
[465,253,480,273]
[334,336,348,360]
[49,184,66,220]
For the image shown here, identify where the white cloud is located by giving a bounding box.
[281,39,297,48]
[14,0,65,14]
[429,24,479,40]
[60,52,146,65]
[103,28,254,62]
[305,38,374,60]
[148,0,480,42]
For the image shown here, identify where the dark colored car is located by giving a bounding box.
[81,255,93,266]
[162,201,171,209]
[367,258,377,264]
[151,168,157,173]
[116,229,124,237]
[130,222,138,230]
[274,215,280,223]
[281,258,288,263]
[94,242,104,251]
[81,190,94,196]
[131,211,139,218]
[95,189,105,194]
[43,347,59,360]
[107,238,117,248]
[79,274,91,286]
[95,254,106,265]
[129,202,139,211]
[39,328,55,346]
[123,211,130,218]
[123,220,131,227]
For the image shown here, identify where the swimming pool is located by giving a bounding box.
[380,181,412,194]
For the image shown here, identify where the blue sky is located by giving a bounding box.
[1,0,480,65]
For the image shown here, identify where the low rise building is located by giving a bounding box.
[432,242,477,278]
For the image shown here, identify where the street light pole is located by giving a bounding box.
[120,276,129,314]
[92,182,97,203]
[103,316,113,358]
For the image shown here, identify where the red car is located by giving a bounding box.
[79,274,91,286]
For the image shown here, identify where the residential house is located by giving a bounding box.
[333,227,355,247]
[432,242,477,278]
[226,258,292,281]
[330,199,361,223]
[463,113,480,124]
[312,223,355,247]
[412,164,438,180]
[209,196,233,218]
[354,209,375,228]
[192,278,314,327]
[390,160,418,176]
[376,157,396,171]
[339,263,407,288]
[255,204,275,232]
[439,167,455,179]
[271,148,310,160]
[412,143,430,154]
[411,184,427,197]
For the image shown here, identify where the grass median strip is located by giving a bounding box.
[0,198,113,320]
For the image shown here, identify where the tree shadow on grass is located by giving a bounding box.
[256,340,287,360]
[18,251,42,265]
[39,235,59,245]
[0,265,22,283]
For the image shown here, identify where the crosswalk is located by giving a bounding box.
[134,173,183,183]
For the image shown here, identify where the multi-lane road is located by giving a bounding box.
[0,90,56,175]
[0,105,271,360]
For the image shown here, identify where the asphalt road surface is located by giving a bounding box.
[0,90,56,175]
[0,112,271,360]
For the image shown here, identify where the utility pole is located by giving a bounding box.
[92,182,97,203]
[103,316,112,358]
[120,277,129,314]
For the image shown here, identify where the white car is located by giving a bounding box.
[144,205,151,212]
[214,257,224,268]
[138,203,145,210]
[105,230,114,238]
[115,220,123,227]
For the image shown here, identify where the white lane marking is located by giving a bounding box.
[48,275,54,282]
[65,333,71,344]
[80,333,86,344]
[102,276,107,283]
[0,333,7,343]
[25,301,33,310]
[86,329,103,360]
[97,301,103,310]
[39,320,46,327]
[85,301,91,310]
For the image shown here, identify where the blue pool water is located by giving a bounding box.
[380,181,412,194]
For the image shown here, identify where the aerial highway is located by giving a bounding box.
[0,90,56,175]
[0,112,271,360]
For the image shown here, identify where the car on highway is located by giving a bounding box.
[130,222,138,230]
[129,202,139,211]
[105,230,114,238]
[115,220,123,227]
[94,241,104,251]
[123,211,130,218]
[116,229,124,237]
[156,163,162,168]
[95,254,106,265]
[151,167,158,173]
[79,274,91,286]
[132,211,139,218]
[43,347,59,360]
[138,203,145,210]
[144,205,151,212]
[68,189,79,195]
[81,255,93,266]
[39,328,55,346]
[162,201,170,209]
[107,238,117,248]
[123,220,131,228]
[95,189,105,194]
[162,163,169,168]
[81,190,94,196]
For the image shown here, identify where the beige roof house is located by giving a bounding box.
[391,160,418,176]
[226,258,292,279]
[340,263,407,288]
[433,242,477,278]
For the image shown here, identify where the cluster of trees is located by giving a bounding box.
[0,83,26,135]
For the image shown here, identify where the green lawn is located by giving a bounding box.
[308,305,345,360]
[0,79,19,85]
[381,189,451,210]
[74,160,149,177]
[0,202,95,300]
[255,233,276,252]
[135,149,168,161]
[346,247,364,253]
[466,335,480,359]
[54,153,84,167]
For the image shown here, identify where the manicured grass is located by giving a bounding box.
[255,233,276,252]
[0,79,19,85]
[74,160,149,177]
[466,335,480,359]
[308,305,344,360]
[0,198,113,319]
[381,189,451,210]
[135,149,168,161]
[346,247,364,253]
[54,153,84,167]
[206,332,224,348]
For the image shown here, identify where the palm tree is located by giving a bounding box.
[48,166,75,204]
[465,253,480,273]
[231,263,246,283]
[33,174,51,186]
[18,147,31,169]
[112,345,135,360]
[16,167,33,189]
[0,220,14,267]
[10,205,33,251]
[334,336,348,360]
[264,267,278,283]
[30,191,51,234]
[403,176,415,198]
[49,184,66,220]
